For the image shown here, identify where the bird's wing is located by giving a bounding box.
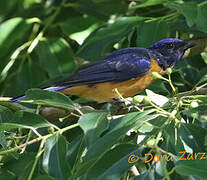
[54,48,151,88]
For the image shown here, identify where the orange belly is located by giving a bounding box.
[60,60,164,102]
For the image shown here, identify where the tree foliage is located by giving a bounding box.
[0,0,207,179]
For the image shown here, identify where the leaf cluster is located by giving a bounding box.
[0,0,207,179]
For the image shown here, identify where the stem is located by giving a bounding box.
[0,41,31,83]
[28,138,45,180]
[178,88,207,97]
[20,130,32,154]
[59,123,80,134]
[163,167,176,180]
[150,102,169,115]
[175,127,177,145]
[199,1,207,6]
[168,73,176,93]
[114,88,125,101]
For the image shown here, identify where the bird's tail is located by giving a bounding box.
[10,86,69,103]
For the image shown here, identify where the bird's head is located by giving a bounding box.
[147,38,196,70]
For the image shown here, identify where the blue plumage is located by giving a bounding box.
[10,38,196,102]
[56,48,151,86]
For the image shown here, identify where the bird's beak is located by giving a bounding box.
[182,41,197,59]
[183,41,197,51]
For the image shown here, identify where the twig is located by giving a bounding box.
[0,123,80,155]
[0,136,43,155]
[178,88,207,97]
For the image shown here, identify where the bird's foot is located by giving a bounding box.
[112,97,142,112]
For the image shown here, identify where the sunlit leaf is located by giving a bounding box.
[145,89,169,107]
[48,38,77,74]
[0,17,31,60]
[35,41,61,78]
[78,16,148,61]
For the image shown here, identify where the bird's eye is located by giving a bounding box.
[167,43,174,49]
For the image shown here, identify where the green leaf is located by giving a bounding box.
[75,0,127,20]
[25,88,75,109]
[195,74,207,87]
[180,2,197,27]
[168,2,197,27]
[0,105,14,123]
[85,144,141,180]
[0,172,14,180]
[35,41,61,78]
[0,131,7,149]
[0,152,35,179]
[78,112,109,146]
[48,38,77,74]
[0,111,52,131]
[196,4,207,33]
[67,135,85,169]
[34,175,55,180]
[179,66,200,87]
[78,16,148,61]
[179,123,206,152]
[0,17,31,60]
[3,60,46,96]
[175,160,207,179]
[42,133,73,180]
[161,122,185,155]
[59,16,98,36]
[182,105,207,122]
[137,20,169,48]
[83,111,152,160]
[147,80,169,94]
[0,1,18,16]
[76,110,158,177]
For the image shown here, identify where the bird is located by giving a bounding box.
[10,38,196,103]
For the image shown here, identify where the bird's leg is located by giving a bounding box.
[112,97,140,112]
[112,97,126,109]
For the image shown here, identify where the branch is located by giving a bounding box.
[178,88,207,97]
[0,123,79,155]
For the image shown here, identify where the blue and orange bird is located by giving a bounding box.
[11,38,196,103]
